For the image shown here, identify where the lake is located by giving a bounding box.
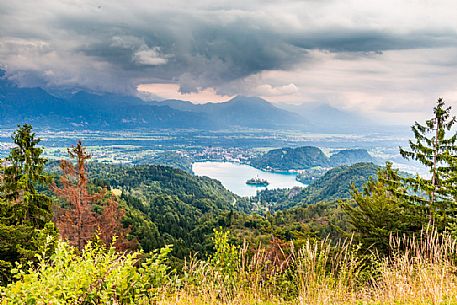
[192,161,306,197]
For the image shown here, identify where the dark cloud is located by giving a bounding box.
[53,14,309,92]
[1,0,457,99]
[288,31,457,52]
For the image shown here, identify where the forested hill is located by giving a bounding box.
[88,163,241,211]
[84,163,250,258]
[257,162,379,210]
[250,146,375,170]
[302,162,379,203]
[250,146,329,170]
[329,149,375,166]
[43,160,381,260]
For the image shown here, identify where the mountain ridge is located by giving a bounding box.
[152,95,305,128]
[0,73,304,130]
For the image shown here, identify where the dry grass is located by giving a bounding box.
[154,230,457,305]
[4,229,457,304]
[367,229,457,305]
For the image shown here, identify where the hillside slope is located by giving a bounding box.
[257,162,379,210]
[250,146,329,170]
[330,149,375,166]
[87,163,249,257]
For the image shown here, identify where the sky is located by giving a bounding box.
[1,0,457,124]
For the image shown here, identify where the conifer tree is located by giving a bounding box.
[52,141,135,251]
[399,98,457,227]
[343,164,426,254]
[0,124,56,285]
[342,99,457,250]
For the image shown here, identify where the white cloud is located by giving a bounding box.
[133,48,168,66]
[252,83,299,97]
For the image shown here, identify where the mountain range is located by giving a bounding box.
[0,72,304,130]
[0,70,381,132]
[149,96,304,129]
[278,102,375,133]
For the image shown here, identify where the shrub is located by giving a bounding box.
[0,236,171,304]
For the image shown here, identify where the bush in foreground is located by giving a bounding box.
[1,236,171,304]
[3,228,457,305]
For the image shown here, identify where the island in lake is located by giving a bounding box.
[246,177,270,187]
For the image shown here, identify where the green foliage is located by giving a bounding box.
[2,124,49,199]
[85,163,250,261]
[329,149,374,166]
[1,124,53,227]
[342,168,426,254]
[256,162,379,210]
[210,228,239,279]
[302,162,379,205]
[0,237,172,304]
[0,124,57,285]
[399,98,457,229]
[342,99,457,253]
[203,201,348,251]
[270,201,348,242]
[204,228,241,297]
[250,146,329,170]
[121,197,162,252]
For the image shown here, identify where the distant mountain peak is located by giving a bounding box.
[0,81,305,130]
[227,95,269,104]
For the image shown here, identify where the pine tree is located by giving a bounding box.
[52,141,135,251]
[399,98,457,228]
[342,164,426,254]
[0,124,57,285]
[342,99,457,251]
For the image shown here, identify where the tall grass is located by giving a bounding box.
[3,228,457,304]
[293,237,363,305]
[369,229,457,304]
[160,229,457,305]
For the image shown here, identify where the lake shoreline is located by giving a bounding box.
[192,161,306,197]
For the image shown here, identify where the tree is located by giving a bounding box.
[399,98,457,228]
[52,141,135,251]
[1,124,52,223]
[0,124,57,285]
[342,164,426,254]
[343,99,457,250]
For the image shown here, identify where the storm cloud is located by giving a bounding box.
[1,0,457,122]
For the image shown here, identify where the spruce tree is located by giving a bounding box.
[343,163,426,254]
[0,124,56,285]
[343,99,457,251]
[399,98,457,228]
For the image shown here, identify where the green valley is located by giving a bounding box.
[2,99,457,305]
